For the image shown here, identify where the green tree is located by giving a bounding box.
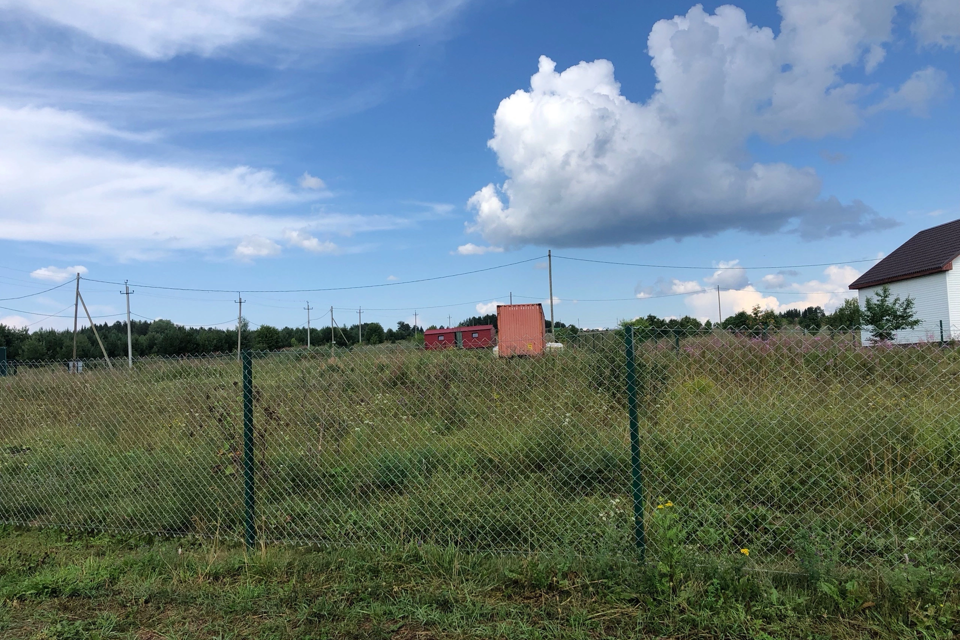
[20,334,48,361]
[363,322,385,345]
[862,285,921,343]
[827,298,862,330]
[799,306,826,331]
[254,325,284,351]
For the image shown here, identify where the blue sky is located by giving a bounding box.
[0,0,958,332]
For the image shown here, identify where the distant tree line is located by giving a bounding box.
[621,286,921,344]
[0,317,425,361]
[0,287,921,361]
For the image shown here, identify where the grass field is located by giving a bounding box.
[1,525,959,639]
[3,331,960,572]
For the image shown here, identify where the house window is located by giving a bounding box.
[472,332,479,338]
[438,335,444,341]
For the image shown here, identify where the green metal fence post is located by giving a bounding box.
[242,350,255,549]
[624,326,646,562]
[0,346,6,377]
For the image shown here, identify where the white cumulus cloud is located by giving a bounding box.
[761,273,787,289]
[464,1,957,248]
[685,264,860,319]
[670,280,703,294]
[284,229,338,254]
[30,265,88,282]
[0,315,30,329]
[235,235,281,260]
[912,0,960,49]
[455,243,504,256]
[704,260,750,290]
[868,67,953,117]
[476,300,503,315]
[299,172,326,190]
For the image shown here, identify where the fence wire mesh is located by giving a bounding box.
[2,326,959,572]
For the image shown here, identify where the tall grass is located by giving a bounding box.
[2,331,959,571]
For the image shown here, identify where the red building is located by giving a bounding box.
[424,324,496,350]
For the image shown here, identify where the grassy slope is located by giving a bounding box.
[1,527,958,639]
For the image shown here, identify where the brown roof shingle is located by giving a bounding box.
[850,218,960,290]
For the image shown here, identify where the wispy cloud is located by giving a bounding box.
[819,150,848,164]
[284,229,338,254]
[235,236,282,261]
[1,0,474,61]
[455,243,504,256]
[0,104,405,259]
[31,265,88,282]
[406,201,455,215]
[299,172,326,190]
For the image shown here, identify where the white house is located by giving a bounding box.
[849,219,960,343]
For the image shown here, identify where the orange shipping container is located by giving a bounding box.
[496,304,545,357]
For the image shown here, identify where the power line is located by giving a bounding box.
[512,288,852,303]
[0,263,39,275]
[333,294,511,312]
[79,255,546,294]
[0,279,73,301]
[22,304,77,328]
[0,303,125,319]
[551,255,877,271]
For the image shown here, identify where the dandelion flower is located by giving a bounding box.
[740,548,749,557]
[665,501,674,508]
[657,504,664,509]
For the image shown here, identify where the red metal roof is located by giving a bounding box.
[850,218,960,290]
[424,324,495,336]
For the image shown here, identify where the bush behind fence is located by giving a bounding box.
[2,327,959,572]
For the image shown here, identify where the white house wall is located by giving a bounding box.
[945,268,960,335]
[857,271,950,344]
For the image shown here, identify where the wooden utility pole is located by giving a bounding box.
[330,306,334,351]
[72,273,80,363]
[121,281,134,368]
[548,249,555,334]
[235,294,245,361]
[717,286,722,325]
[358,306,362,344]
[304,302,313,348]
[413,311,418,334]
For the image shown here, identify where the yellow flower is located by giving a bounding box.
[656,504,664,509]
[740,548,749,557]
[665,501,674,508]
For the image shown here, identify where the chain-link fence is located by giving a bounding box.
[2,327,959,571]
